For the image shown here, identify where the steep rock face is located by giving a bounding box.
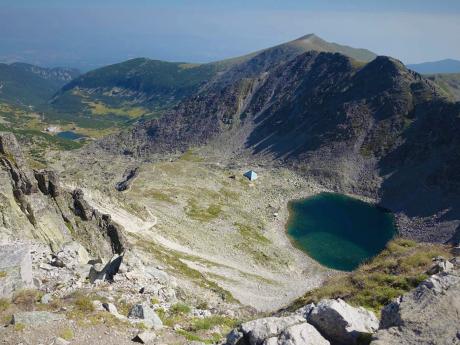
[0,132,127,258]
[95,51,460,241]
[0,132,69,248]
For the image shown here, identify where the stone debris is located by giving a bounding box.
[53,337,70,345]
[427,256,454,274]
[40,293,52,304]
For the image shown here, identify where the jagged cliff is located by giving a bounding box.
[0,132,126,258]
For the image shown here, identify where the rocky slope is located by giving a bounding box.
[224,259,459,345]
[0,131,125,257]
[94,49,460,243]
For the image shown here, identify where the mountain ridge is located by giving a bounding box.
[93,50,460,243]
[50,34,377,121]
[408,58,460,74]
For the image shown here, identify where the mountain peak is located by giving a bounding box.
[295,33,319,41]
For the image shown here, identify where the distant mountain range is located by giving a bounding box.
[407,59,460,74]
[50,34,377,120]
[0,62,80,107]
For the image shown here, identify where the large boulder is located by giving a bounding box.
[275,323,330,345]
[226,315,328,345]
[11,311,65,325]
[371,271,460,345]
[307,299,379,345]
[89,254,123,283]
[0,244,33,297]
[128,303,163,330]
[239,315,305,345]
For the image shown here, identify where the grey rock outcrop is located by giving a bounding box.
[53,337,70,345]
[34,170,61,198]
[274,323,330,345]
[128,303,163,329]
[103,302,126,320]
[371,271,460,345]
[0,132,69,249]
[0,244,33,297]
[427,256,454,274]
[132,331,156,344]
[226,315,329,345]
[11,311,65,325]
[89,254,123,283]
[307,299,379,345]
[115,167,139,192]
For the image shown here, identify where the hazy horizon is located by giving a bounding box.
[1,0,459,71]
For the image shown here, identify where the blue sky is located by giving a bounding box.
[0,0,459,70]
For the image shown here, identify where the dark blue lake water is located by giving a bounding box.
[57,131,84,140]
[287,193,396,271]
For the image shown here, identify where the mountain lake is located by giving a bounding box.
[287,192,396,271]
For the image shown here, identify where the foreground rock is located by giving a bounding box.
[268,323,330,345]
[0,244,33,297]
[307,299,379,345]
[128,303,163,330]
[132,331,156,344]
[226,315,329,345]
[371,271,460,345]
[12,311,65,325]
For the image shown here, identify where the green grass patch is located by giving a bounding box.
[170,303,191,315]
[177,329,205,342]
[0,271,7,278]
[72,293,95,313]
[235,223,270,244]
[0,298,11,312]
[189,315,238,332]
[179,149,204,162]
[185,198,222,222]
[59,327,74,340]
[290,238,450,315]
[147,189,176,204]
[13,323,25,331]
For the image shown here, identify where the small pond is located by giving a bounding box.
[287,192,396,271]
[57,131,84,140]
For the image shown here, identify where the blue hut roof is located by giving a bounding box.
[244,170,258,180]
